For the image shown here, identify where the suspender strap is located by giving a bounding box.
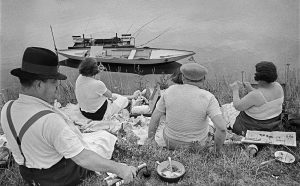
[19,110,54,141]
[6,101,19,144]
[6,100,54,166]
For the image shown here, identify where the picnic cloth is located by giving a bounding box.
[83,130,117,159]
[59,103,164,146]
[0,101,241,157]
[55,103,119,159]
[221,102,240,129]
[59,102,241,146]
[0,100,241,153]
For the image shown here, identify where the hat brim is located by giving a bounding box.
[182,74,205,82]
[11,68,67,80]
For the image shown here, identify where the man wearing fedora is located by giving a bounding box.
[147,63,226,152]
[0,47,136,185]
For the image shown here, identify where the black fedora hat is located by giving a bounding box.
[11,47,67,80]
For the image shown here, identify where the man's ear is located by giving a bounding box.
[34,80,44,91]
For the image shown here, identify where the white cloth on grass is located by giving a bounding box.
[104,93,129,119]
[83,130,117,159]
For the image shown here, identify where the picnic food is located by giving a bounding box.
[160,166,182,178]
[157,159,185,182]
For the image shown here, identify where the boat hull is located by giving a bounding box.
[59,58,183,75]
[58,47,195,65]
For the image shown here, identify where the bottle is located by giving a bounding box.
[247,144,258,157]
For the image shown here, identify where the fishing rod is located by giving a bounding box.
[126,24,133,34]
[137,27,171,47]
[50,25,63,93]
[133,15,162,38]
[50,25,58,55]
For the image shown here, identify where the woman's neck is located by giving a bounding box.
[83,74,95,78]
[257,81,274,88]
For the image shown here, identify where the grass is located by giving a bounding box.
[0,69,300,186]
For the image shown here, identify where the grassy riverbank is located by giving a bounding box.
[1,137,300,186]
[0,70,299,186]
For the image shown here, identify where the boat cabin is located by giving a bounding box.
[69,33,135,49]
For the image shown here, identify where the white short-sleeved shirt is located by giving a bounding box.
[75,74,108,112]
[156,84,222,143]
[0,94,85,169]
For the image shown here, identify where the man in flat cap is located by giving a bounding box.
[147,63,226,152]
[0,47,136,185]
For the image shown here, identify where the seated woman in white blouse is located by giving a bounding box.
[75,58,136,120]
[230,61,284,136]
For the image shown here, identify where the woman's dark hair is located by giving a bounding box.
[79,58,99,76]
[170,68,183,84]
[254,61,278,83]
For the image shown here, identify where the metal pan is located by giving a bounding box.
[156,160,185,183]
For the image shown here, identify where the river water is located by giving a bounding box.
[1,0,299,91]
[0,1,165,90]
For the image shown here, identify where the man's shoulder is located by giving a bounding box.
[1,101,65,131]
[187,87,214,96]
[2,99,58,120]
[0,100,17,115]
[167,84,182,91]
[1,100,13,108]
[195,89,216,101]
[200,89,214,96]
[37,111,69,134]
[42,111,66,123]
[0,101,12,120]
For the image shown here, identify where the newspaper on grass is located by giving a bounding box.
[241,130,296,147]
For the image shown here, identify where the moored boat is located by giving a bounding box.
[58,34,195,65]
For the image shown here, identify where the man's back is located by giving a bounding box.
[156,84,222,143]
[1,94,83,169]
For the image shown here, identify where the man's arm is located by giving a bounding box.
[48,115,136,184]
[148,109,164,140]
[210,114,226,153]
[71,149,136,184]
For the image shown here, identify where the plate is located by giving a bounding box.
[274,151,295,163]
